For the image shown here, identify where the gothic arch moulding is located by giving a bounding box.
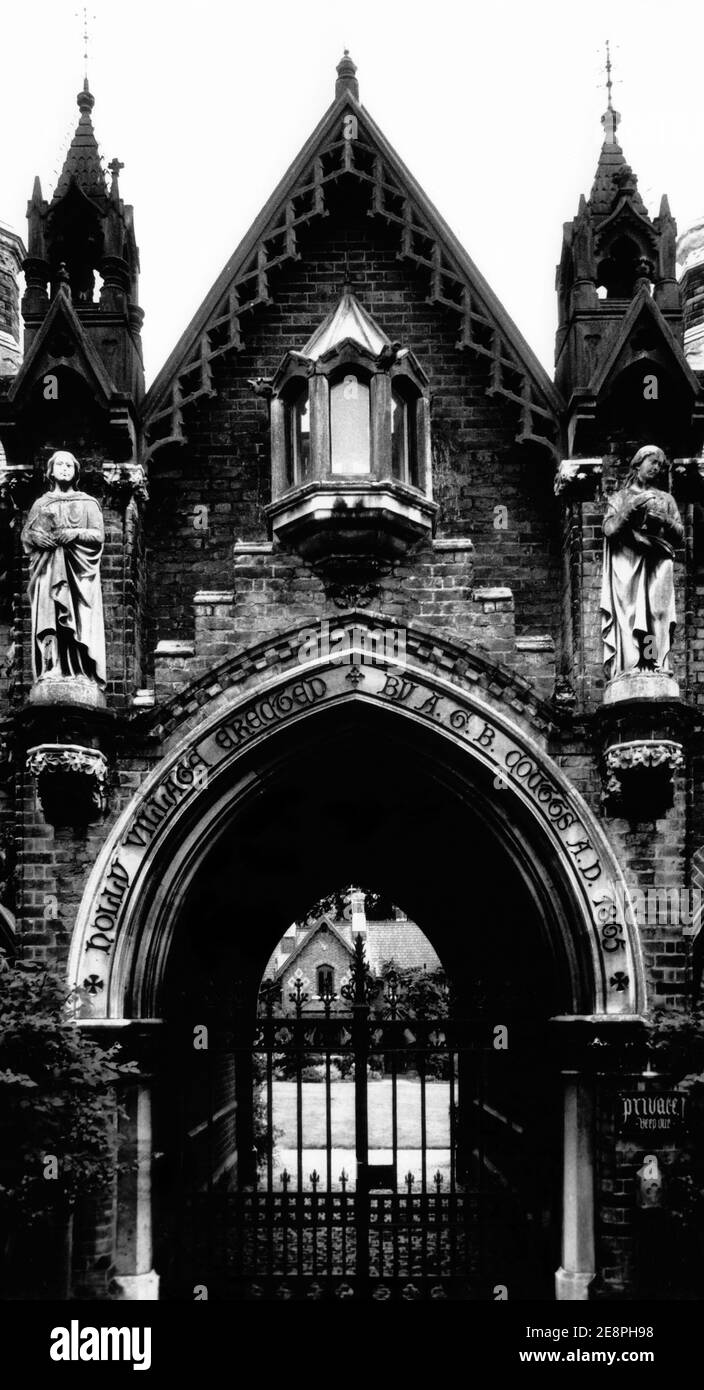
[68,628,645,1020]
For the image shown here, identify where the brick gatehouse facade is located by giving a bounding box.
[2,52,704,1301]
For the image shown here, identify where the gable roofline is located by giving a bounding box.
[143,91,352,416]
[588,287,701,399]
[595,197,658,246]
[144,87,563,424]
[9,285,116,407]
[272,914,354,983]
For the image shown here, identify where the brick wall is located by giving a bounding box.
[144,185,562,674]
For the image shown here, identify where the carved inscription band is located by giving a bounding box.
[76,662,636,1014]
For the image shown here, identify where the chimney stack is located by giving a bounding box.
[350,890,367,939]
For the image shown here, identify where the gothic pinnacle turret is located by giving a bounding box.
[18,74,144,401]
[554,46,687,447]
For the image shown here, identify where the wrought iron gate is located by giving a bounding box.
[166,937,558,1301]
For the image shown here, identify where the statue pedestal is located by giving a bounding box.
[604,670,679,705]
[29,675,106,710]
[23,677,110,827]
[598,670,689,819]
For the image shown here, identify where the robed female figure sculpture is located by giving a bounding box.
[600,445,683,680]
[21,450,106,687]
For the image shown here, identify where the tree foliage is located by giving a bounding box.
[300,885,401,927]
[0,953,137,1229]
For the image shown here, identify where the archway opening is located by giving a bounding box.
[256,885,450,1193]
[147,704,572,1300]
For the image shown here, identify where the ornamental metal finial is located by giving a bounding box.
[600,40,621,145]
[339,933,372,1005]
[80,6,93,82]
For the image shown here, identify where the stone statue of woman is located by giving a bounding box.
[21,450,106,688]
[600,445,683,680]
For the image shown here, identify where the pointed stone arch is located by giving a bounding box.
[69,636,645,1022]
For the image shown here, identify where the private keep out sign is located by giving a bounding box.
[618,1092,688,1139]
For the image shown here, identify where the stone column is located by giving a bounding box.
[309,374,331,479]
[416,396,432,497]
[555,1072,595,1301]
[114,1082,159,1300]
[270,397,288,497]
[370,373,391,479]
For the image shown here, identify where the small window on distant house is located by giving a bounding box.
[317,964,335,996]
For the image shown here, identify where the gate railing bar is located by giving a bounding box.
[282,1168,291,1278]
[477,1048,486,1291]
[321,983,335,1276]
[340,1169,349,1277]
[405,1171,414,1279]
[311,1169,320,1280]
[434,1171,443,1275]
[289,969,308,1196]
[266,1033,274,1192]
[449,1049,457,1195]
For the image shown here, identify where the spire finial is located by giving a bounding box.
[74,8,95,112]
[600,39,621,145]
[605,39,613,110]
[335,49,359,102]
[80,6,92,82]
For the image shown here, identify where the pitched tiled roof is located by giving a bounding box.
[366,920,441,972]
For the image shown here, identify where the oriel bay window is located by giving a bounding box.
[265,290,437,561]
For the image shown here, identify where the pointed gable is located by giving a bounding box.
[588,287,702,404]
[8,283,114,407]
[144,58,561,456]
[272,915,354,983]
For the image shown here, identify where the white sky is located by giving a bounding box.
[3,0,704,386]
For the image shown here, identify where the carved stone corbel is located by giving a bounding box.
[554,457,604,499]
[602,739,684,817]
[101,461,149,508]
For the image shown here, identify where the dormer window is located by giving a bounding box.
[265,290,437,564]
[330,369,371,474]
